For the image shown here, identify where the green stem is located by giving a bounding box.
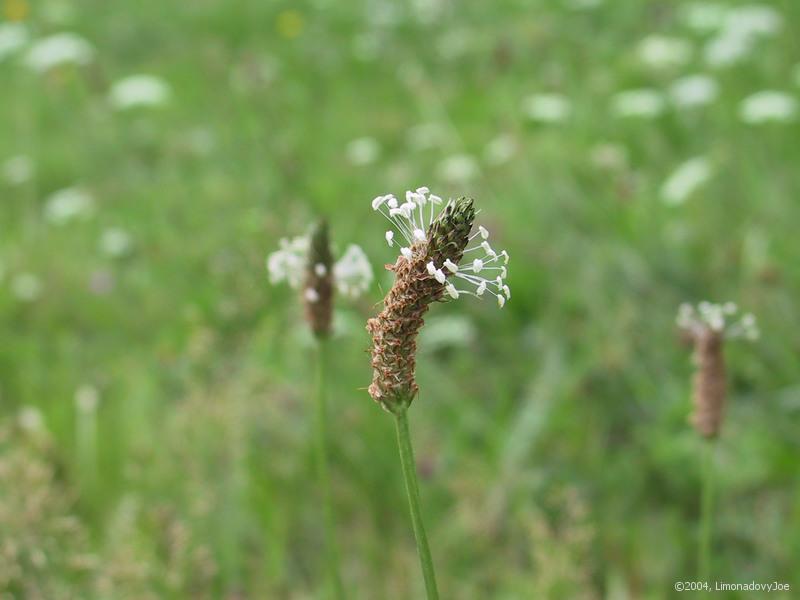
[76,401,97,496]
[699,439,716,582]
[394,408,440,600]
[314,338,345,600]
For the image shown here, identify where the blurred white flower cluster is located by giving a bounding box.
[109,75,171,110]
[44,187,93,225]
[611,88,666,118]
[690,4,783,67]
[739,91,797,124]
[267,235,373,299]
[637,35,692,69]
[661,157,713,206]
[522,93,572,123]
[677,301,759,340]
[1,155,34,185]
[669,74,719,108]
[25,32,94,72]
[0,23,28,61]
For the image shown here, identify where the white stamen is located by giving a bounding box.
[314,263,327,276]
[305,287,320,303]
[372,187,510,310]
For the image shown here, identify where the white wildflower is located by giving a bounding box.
[99,228,133,258]
[739,91,797,124]
[522,93,571,123]
[590,143,628,170]
[437,154,479,183]
[44,187,93,225]
[610,89,666,118]
[682,3,728,32]
[75,384,100,413]
[669,74,719,108]
[704,31,754,67]
[725,5,782,38]
[2,155,34,185]
[637,35,692,69]
[677,301,759,340]
[18,406,45,433]
[661,157,713,206]
[406,122,448,151]
[483,134,517,166]
[333,244,373,298]
[0,23,28,61]
[25,32,94,72]
[346,136,381,166]
[371,187,510,308]
[703,5,782,67]
[109,74,170,110]
[266,235,309,288]
[12,273,42,302]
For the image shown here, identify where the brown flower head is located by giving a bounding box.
[267,223,373,338]
[676,302,758,439]
[304,220,334,339]
[367,188,510,414]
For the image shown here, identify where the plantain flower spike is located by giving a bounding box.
[676,301,758,439]
[304,220,335,338]
[267,220,373,338]
[367,187,510,414]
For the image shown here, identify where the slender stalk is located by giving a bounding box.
[314,338,345,600]
[699,439,716,582]
[394,408,440,600]
[76,395,98,495]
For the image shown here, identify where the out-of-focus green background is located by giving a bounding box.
[1,0,799,598]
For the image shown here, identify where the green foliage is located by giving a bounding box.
[1,0,799,597]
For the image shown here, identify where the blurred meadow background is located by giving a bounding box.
[2,0,800,598]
